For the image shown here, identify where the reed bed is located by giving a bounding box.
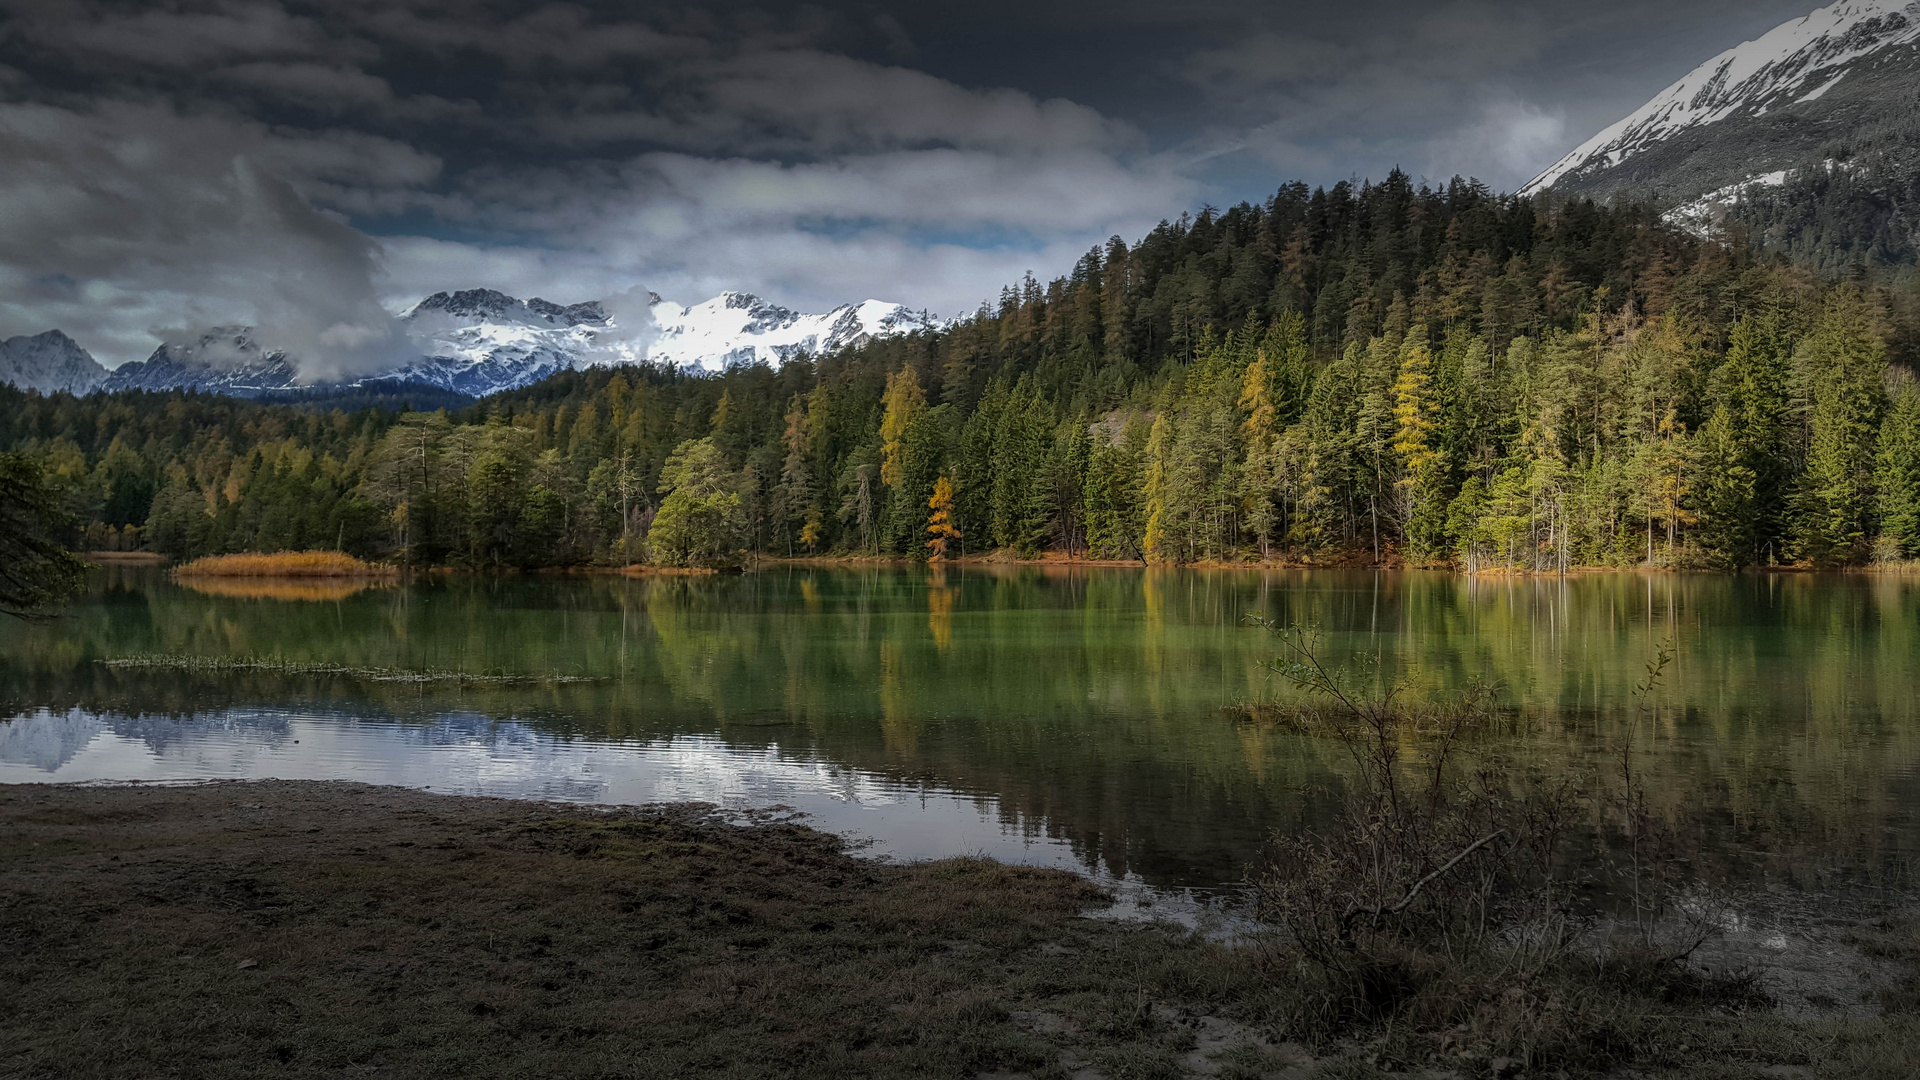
[170,551,398,579]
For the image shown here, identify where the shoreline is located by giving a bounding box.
[93,549,1920,579]
[6,780,1920,1078]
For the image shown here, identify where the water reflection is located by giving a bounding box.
[174,577,394,602]
[1,565,1918,890]
[0,704,1107,876]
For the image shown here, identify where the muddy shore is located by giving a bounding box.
[4,781,1918,1079]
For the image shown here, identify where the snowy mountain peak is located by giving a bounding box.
[406,289,608,329]
[0,329,108,394]
[74,288,935,401]
[1523,0,1920,196]
[646,294,936,371]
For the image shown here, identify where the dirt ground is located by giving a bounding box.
[4,781,1920,1080]
[0,781,1286,1080]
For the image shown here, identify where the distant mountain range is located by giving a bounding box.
[0,290,937,400]
[1524,0,1920,264]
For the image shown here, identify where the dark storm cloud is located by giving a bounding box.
[0,0,1826,367]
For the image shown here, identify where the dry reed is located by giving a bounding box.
[171,550,397,579]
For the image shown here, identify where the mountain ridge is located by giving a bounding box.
[1522,0,1920,247]
[71,289,936,400]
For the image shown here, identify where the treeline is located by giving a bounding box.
[5,173,1920,570]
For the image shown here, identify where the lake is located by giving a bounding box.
[4,565,1919,898]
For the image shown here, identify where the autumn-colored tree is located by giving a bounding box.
[879,365,926,488]
[926,475,962,562]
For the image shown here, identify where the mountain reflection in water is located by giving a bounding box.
[3,564,1919,891]
[0,704,1085,873]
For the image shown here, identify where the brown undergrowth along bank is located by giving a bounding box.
[5,782,1920,1078]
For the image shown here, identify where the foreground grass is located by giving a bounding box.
[171,551,397,578]
[3,782,1918,1079]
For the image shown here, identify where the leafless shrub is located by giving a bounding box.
[1242,618,1762,1068]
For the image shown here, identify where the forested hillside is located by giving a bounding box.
[7,172,1920,571]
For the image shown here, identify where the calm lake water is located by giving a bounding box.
[4,565,1919,896]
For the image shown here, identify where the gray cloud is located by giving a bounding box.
[0,99,424,373]
[0,0,1835,372]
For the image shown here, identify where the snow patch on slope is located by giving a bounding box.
[1660,160,1867,235]
[1523,0,1920,194]
[1663,171,1794,235]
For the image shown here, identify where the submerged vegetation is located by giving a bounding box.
[99,653,596,685]
[6,176,1920,572]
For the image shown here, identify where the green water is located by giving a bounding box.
[4,565,1919,888]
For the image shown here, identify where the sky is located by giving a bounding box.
[0,0,1823,372]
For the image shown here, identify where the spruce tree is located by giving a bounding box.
[1707,309,1794,564]
[1876,380,1920,559]
[1391,327,1447,561]
[1792,288,1888,565]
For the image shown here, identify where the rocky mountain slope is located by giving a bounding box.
[0,330,107,394]
[1523,0,1920,258]
[87,290,935,400]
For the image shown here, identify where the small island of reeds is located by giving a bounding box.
[171,550,399,579]
[169,551,399,599]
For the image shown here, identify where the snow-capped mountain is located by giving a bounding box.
[393,288,626,397]
[101,327,302,396]
[87,289,936,400]
[0,330,107,394]
[648,293,937,370]
[1523,0,1920,208]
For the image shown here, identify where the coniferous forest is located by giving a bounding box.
[9,173,1920,572]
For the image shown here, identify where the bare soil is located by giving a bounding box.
[4,781,1919,1080]
[0,781,1278,1080]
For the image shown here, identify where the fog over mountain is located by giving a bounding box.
[0,0,1832,380]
